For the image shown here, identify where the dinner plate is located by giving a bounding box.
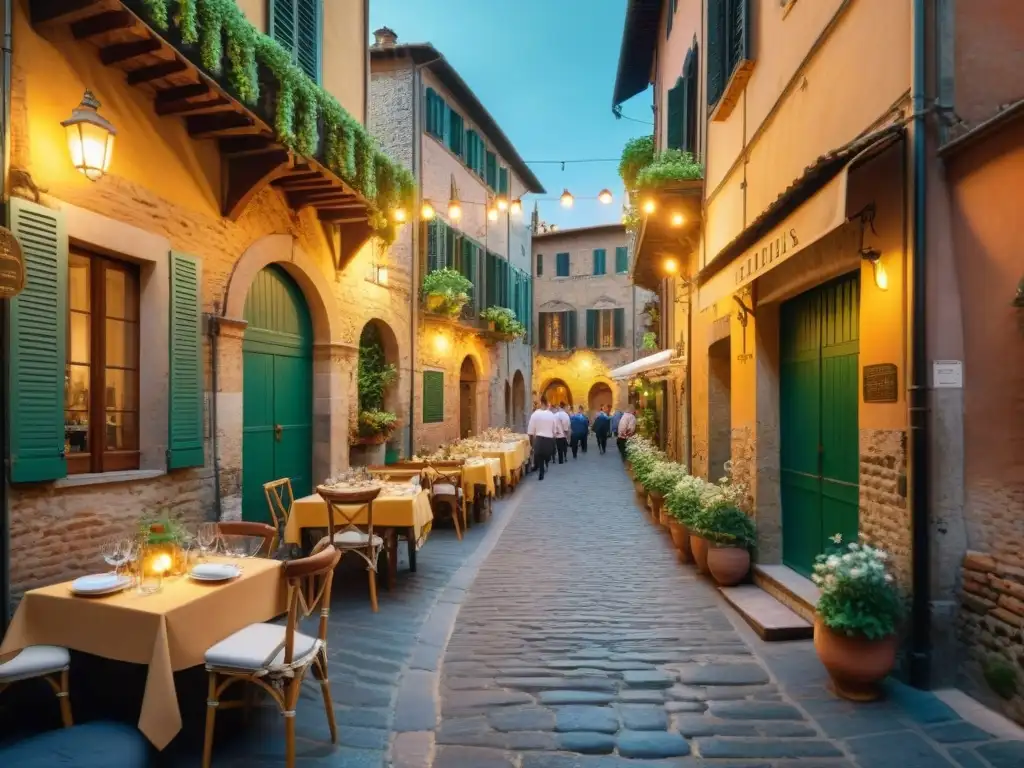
[71,573,132,596]
[189,563,241,582]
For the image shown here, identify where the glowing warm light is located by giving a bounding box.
[433,333,450,354]
[670,212,685,228]
[496,195,509,212]
[560,189,574,208]
[642,199,656,215]
[663,258,678,274]
[598,189,613,205]
[393,208,407,223]
[152,553,173,575]
[510,198,523,216]
[448,200,462,220]
[579,356,591,370]
[377,266,389,286]
[872,258,889,291]
[62,90,116,181]
[421,201,435,220]
[487,205,498,222]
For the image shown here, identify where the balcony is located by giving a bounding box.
[630,179,703,292]
[31,0,409,270]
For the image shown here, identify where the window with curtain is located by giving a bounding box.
[270,0,322,82]
[615,246,629,274]
[539,311,577,352]
[556,252,570,277]
[65,249,141,474]
[592,249,607,276]
[586,308,625,349]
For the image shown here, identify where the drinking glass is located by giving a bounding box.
[197,523,218,561]
[220,534,246,559]
[100,536,128,576]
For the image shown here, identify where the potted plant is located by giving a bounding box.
[664,474,706,561]
[703,505,757,586]
[812,535,903,701]
[479,307,526,340]
[422,268,472,317]
[644,461,686,527]
[352,327,399,464]
[352,410,398,444]
[138,510,189,576]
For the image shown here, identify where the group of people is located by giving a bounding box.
[526,396,638,480]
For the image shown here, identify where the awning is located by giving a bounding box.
[697,123,904,311]
[609,349,675,381]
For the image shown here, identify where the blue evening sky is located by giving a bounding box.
[368,0,652,230]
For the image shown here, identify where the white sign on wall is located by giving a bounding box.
[932,360,963,389]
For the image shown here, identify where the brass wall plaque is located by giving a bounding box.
[0,227,25,299]
[863,363,898,403]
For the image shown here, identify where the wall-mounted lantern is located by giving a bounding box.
[62,90,116,181]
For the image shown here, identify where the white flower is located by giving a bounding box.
[826,555,840,568]
[885,574,894,583]
[848,542,860,551]
[850,568,863,579]
[830,533,843,544]
[842,553,853,564]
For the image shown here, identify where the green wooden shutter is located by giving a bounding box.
[682,41,699,152]
[728,0,751,75]
[593,249,606,275]
[270,0,297,61]
[485,151,497,189]
[586,309,597,348]
[613,308,625,348]
[168,252,205,470]
[707,0,726,108]
[449,111,464,156]
[425,88,436,136]
[615,246,628,274]
[422,370,444,423]
[566,311,577,349]
[666,77,685,150]
[538,312,548,351]
[8,198,68,483]
[556,252,569,277]
[498,167,509,195]
[536,253,543,276]
[295,0,322,82]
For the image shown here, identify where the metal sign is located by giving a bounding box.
[0,227,25,299]
[863,363,898,403]
[933,360,963,389]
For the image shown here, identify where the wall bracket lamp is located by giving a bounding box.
[733,295,755,328]
[856,203,888,290]
[62,90,116,181]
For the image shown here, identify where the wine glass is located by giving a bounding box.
[197,523,218,561]
[100,536,127,576]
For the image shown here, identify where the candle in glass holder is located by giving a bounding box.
[139,552,172,594]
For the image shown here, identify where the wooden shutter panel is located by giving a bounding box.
[8,198,68,483]
[586,309,597,348]
[485,151,497,189]
[422,371,444,423]
[707,0,726,108]
[538,312,548,351]
[295,0,322,82]
[728,0,751,74]
[499,168,509,195]
[567,311,578,349]
[666,78,684,150]
[613,308,625,348]
[168,252,205,470]
[270,0,297,58]
[536,254,543,276]
[682,41,699,152]
[615,246,628,274]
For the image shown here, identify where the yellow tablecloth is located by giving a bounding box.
[286,490,434,547]
[427,461,497,503]
[480,442,528,481]
[0,557,285,749]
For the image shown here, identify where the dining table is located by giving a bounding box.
[0,556,286,750]
[479,441,529,483]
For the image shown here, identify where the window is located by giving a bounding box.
[425,88,447,140]
[707,0,752,116]
[465,130,485,177]
[485,151,498,190]
[592,249,607,276]
[667,40,699,153]
[615,246,629,274]
[536,254,543,276]
[270,0,322,82]
[423,371,444,423]
[556,252,570,277]
[539,311,577,352]
[498,167,509,196]
[65,249,140,474]
[448,110,464,157]
[586,308,625,349]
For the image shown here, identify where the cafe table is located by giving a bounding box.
[286,486,433,577]
[480,442,527,483]
[0,556,285,750]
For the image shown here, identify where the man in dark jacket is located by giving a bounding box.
[569,405,590,458]
[592,405,611,454]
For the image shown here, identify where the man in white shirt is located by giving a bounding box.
[616,404,638,460]
[553,402,571,465]
[527,396,557,480]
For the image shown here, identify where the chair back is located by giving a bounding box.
[263,478,294,539]
[217,521,277,557]
[281,547,341,664]
[426,463,462,498]
[315,485,383,544]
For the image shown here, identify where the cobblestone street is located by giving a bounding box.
[401,452,1024,768]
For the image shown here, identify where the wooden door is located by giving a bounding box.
[780,273,859,576]
[460,381,473,438]
[241,266,313,523]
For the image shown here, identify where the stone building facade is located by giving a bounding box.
[369,29,541,449]
[531,224,652,413]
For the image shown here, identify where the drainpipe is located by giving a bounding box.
[206,313,223,520]
[408,62,423,459]
[909,0,931,689]
[1,0,13,634]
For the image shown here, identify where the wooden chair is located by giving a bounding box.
[217,521,278,558]
[425,464,464,541]
[0,646,73,728]
[202,547,341,768]
[263,478,295,553]
[313,486,384,612]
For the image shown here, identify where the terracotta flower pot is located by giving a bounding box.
[633,480,646,497]
[813,618,898,702]
[668,520,688,552]
[690,534,709,574]
[658,508,671,527]
[707,545,750,586]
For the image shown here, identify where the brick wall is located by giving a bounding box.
[859,429,910,586]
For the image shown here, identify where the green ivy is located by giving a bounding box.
[635,149,704,190]
[134,0,414,243]
[618,135,655,190]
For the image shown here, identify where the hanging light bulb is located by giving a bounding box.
[421,200,435,220]
[560,189,574,208]
[510,198,523,216]
[598,189,613,205]
[487,204,498,222]
[393,207,407,223]
[670,212,685,227]
[642,198,656,215]
[496,195,509,212]
[448,198,462,220]
[663,257,678,274]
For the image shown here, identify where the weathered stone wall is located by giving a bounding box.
[957,551,1024,725]
[859,429,910,586]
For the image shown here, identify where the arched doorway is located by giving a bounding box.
[242,265,313,523]
[588,381,613,414]
[356,320,400,463]
[543,378,573,408]
[460,356,478,438]
[512,371,526,429]
[504,380,512,427]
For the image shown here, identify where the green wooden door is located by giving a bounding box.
[780,273,860,576]
[242,266,313,523]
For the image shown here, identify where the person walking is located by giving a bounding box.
[527,396,556,480]
[616,405,637,460]
[593,405,611,454]
[569,405,590,459]
[610,408,623,442]
[554,402,571,464]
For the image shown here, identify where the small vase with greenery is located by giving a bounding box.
[479,306,526,339]
[422,268,472,317]
[138,508,189,576]
[812,534,903,701]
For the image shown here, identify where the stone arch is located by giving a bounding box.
[459,355,484,438]
[539,299,576,313]
[512,370,526,429]
[540,377,573,408]
[588,380,615,414]
[357,318,401,414]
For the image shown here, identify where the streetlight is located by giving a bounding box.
[62,89,116,181]
[421,201,435,220]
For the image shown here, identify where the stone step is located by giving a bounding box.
[752,564,819,624]
[719,585,813,641]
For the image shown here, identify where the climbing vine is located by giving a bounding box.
[135,0,414,242]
